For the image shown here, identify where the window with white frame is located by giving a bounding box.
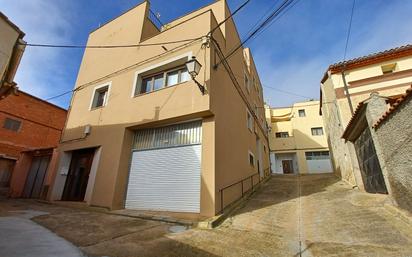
[311,127,324,136]
[305,151,330,160]
[137,66,189,95]
[246,109,254,132]
[91,84,109,109]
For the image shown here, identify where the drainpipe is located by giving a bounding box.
[341,66,354,115]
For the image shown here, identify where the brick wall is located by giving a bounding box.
[0,91,67,158]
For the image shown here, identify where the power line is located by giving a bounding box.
[215,0,297,67]
[20,37,202,49]
[210,0,251,35]
[343,0,356,61]
[43,0,254,101]
[45,38,202,101]
[22,0,253,50]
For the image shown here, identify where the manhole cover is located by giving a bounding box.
[169,225,188,233]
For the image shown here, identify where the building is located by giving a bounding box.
[265,100,332,174]
[0,91,67,198]
[342,86,412,212]
[50,0,269,218]
[320,44,412,189]
[0,12,25,98]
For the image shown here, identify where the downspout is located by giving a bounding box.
[341,65,354,115]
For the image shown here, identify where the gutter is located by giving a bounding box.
[0,38,26,98]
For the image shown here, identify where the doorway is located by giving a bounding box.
[22,155,51,198]
[282,160,294,174]
[62,148,95,201]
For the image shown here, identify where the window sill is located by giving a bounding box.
[90,106,105,111]
[133,81,189,98]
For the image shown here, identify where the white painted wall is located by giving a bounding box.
[271,152,298,174]
[307,159,333,173]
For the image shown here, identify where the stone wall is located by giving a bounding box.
[375,97,412,212]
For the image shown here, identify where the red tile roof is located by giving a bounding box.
[329,44,412,74]
[341,101,366,140]
[373,85,412,129]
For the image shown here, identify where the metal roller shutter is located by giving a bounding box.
[125,121,202,213]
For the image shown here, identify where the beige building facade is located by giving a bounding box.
[320,44,412,190]
[0,12,25,98]
[50,0,269,218]
[265,100,332,174]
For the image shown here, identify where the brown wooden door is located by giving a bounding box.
[282,160,293,174]
[62,148,95,201]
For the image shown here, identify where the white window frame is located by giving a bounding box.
[131,52,193,97]
[89,82,111,110]
[248,150,255,167]
[246,108,253,132]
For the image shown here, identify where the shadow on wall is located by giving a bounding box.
[233,174,340,216]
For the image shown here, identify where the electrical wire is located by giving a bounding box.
[215,0,297,67]
[343,0,356,62]
[44,0,254,101]
[44,38,202,101]
[20,37,202,49]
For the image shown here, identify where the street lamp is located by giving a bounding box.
[185,56,205,95]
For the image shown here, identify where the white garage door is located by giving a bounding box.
[305,151,333,173]
[125,121,202,213]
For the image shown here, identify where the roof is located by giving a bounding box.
[18,90,68,112]
[341,101,367,140]
[373,85,412,129]
[328,44,412,75]
[0,11,25,37]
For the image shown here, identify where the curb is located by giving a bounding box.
[197,175,271,229]
[384,203,412,226]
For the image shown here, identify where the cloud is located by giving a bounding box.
[1,0,77,107]
[246,0,412,108]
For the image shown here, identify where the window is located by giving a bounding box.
[305,151,330,160]
[91,84,109,109]
[311,127,324,136]
[246,109,254,132]
[244,73,250,92]
[381,63,396,74]
[249,152,255,166]
[275,132,289,138]
[3,118,21,132]
[298,109,306,117]
[136,66,189,95]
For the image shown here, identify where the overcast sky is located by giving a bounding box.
[2,0,412,108]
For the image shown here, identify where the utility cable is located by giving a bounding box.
[20,37,202,49]
[215,0,297,67]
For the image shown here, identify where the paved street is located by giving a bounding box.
[1,174,412,257]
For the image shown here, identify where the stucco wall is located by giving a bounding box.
[0,17,19,82]
[375,97,412,212]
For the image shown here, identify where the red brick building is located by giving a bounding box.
[0,90,67,197]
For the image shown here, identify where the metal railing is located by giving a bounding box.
[219,169,270,213]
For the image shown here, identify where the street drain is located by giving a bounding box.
[169,225,188,233]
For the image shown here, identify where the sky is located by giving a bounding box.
[2,0,412,108]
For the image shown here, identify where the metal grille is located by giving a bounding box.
[133,120,202,150]
[354,127,388,194]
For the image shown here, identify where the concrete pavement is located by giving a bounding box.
[0,210,84,257]
[1,174,411,257]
